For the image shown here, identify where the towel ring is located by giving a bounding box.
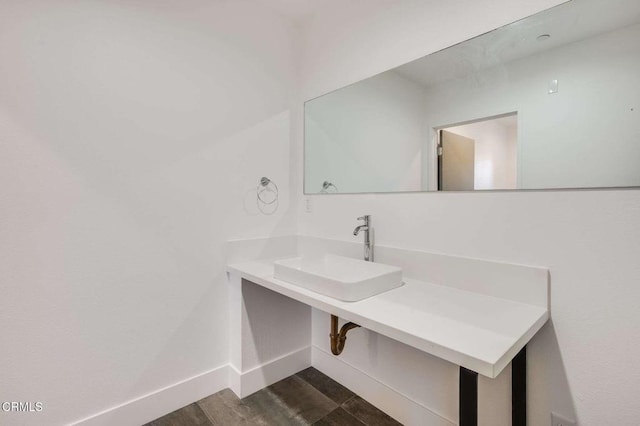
[257,177,278,215]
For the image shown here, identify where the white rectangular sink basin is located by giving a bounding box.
[273,255,403,302]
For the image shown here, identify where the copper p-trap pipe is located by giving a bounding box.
[330,314,361,355]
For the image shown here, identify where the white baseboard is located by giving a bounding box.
[312,346,455,426]
[70,345,448,426]
[229,346,311,398]
[71,365,229,426]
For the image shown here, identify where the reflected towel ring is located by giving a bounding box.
[320,181,339,193]
[257,177,278,215]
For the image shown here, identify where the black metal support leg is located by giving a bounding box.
[459,367,478,426]
[459,345,526,426]
[512,345,527,426]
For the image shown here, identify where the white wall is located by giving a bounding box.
[0,1,295,425]
[296,1,640,425]
[305,71,426,193]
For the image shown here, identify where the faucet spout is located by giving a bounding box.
[353,225,368,236]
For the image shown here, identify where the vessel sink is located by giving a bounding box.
[273,255,403,302]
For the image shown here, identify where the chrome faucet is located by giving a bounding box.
[353,215,373,261]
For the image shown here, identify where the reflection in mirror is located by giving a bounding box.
[304,0,640,193]
[437,113,518,191]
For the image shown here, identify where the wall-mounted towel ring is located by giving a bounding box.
[257,177,278,215]
[320,180,339,193]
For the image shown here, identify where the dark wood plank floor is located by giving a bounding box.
[146,367,402,426]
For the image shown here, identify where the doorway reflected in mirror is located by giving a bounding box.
[437,113,517,191]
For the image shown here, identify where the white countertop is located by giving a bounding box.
[228,259,549,378]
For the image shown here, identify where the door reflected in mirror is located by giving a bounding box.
[304,0,640,194]
[437,113,518,191]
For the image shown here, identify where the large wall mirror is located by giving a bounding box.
[304,0,640,193]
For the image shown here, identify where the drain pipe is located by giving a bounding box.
[330,315,360,355]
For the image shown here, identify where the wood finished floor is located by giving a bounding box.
[146,367,402,426]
